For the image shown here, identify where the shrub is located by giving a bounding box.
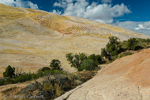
[0,78,4,86]
[135,46,143,50]
[3,65,15,78]
[96,55,102,64]
[44,83,54,91]
[43,69,65,76]
[101,36,121,61]
[101,48,108,58]
[88,54,97,61]
[127,38,138,50]
[119,52,133,58]
[18,70,97,100]
[108,36,119,45]
[55,84,62,97]
[41,67,50,72]
[146,38,150,46]
[50,59,61,70]
[14,73,30,83]
[88,54,102,64]
[37,70,44,77]
[14,73,39,83]
[78,71,95,82]
[79,59,98,71]
[4,77,13,85]
[77,66,85,71]
[111,55,118,61]
[66,53,87,69]
[20,81,42,94]
[111,50,118,56]
[54,74,73,91]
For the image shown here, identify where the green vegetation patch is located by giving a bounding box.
[119,52,133,58]
[101,36,150,62]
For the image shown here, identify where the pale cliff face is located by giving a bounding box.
[0,3,149,77]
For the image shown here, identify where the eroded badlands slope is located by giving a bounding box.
[56,49,150,100]
[0,3,149,76]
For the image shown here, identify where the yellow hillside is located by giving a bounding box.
[0,3,149,76]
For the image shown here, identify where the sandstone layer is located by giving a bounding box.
[56,49,150,100]
[0,3,149,76]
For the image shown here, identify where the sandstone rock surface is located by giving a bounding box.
[56,49,150,100]
[0,3,149,76]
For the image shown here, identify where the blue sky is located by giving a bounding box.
[0,0,150,36]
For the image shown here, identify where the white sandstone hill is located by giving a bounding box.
[0,3,149,77]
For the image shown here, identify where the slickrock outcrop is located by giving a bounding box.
[56,49,150,100]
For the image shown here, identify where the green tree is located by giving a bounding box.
[146,38,150,46]
[79,59,98,71]
[88,54,102,64]
[41,67,50,72]
[66,53,74,65]
[111,50,118,56]
[88,54,97,61]
[3,65,15,78]
[127,38,138,50]
[0,79,4,86]
[108,36,119,45]
[50,59,61,70]
[101,36,121,61]
[101,48,108,58]
[66,53,87,69]
[106,36,120,54]
[96,55,102,64]
[106,43,115,54]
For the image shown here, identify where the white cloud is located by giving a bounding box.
[63,0,89,17]
[53,0,131,23]
[134,24,144,30]
[27,1,39,9]
[134,21,150,30]
[114,21,140,29]
[143,21,150,29]
[53,0,75,8]
[83,3,130,23]
[101,0,112,3]
[53,10,62,15]
[0,0,39,9]
[114,21,150,36]
[54,1,67,8]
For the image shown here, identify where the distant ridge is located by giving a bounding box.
[0,3,148,40]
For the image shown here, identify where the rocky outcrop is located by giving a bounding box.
[56,49,150,100]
